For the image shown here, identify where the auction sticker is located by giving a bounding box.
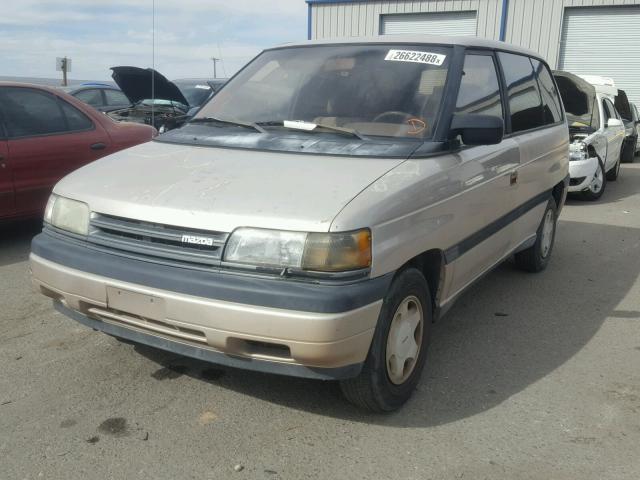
[384,50,446,66]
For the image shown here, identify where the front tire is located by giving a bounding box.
[581,158,606,201]
[340,268,432,412]
[514,198,557,273]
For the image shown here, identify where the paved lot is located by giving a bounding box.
[1,165,640,480]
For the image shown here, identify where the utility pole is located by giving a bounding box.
[56,57,71,86]
[210,57,220,79]
[62,57,68,86]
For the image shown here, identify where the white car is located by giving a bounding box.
[631,102,640,156]
[554,72,626,200]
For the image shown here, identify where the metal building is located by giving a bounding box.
[306,0,640,104]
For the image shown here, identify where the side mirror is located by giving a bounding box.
[606,118,623,128]
[449,114,504,146]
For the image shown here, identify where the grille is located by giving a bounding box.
[87,213,228,266]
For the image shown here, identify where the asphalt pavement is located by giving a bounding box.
[1,165,640,479]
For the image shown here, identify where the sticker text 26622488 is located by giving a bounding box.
[384,50,446,66]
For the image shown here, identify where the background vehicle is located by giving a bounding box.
[61,83,130,113]
[0,83,155,222]
[554,71,625,200]
[31,37,568,412]
[630,102,640,157]
[613,89,638,163]
[106,67,226,131]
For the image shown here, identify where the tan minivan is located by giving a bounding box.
[31,36,569,411]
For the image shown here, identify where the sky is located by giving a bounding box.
[0,0,308,81]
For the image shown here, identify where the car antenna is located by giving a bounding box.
[151,0,155,129]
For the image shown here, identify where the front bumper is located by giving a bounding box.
[568,156,598,192]
[31,233,390,380]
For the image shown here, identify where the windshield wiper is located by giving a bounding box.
[257,120,367,141]
[189,116,266,134]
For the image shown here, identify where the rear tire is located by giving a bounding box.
[581,158,606,201]
[606,154,621,181]
[340,268,432,412]
[514,198,557,273]
[621,138,636,163]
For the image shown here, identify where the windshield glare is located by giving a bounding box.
[196,44,451,139]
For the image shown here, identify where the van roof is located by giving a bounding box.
[274,35,542,60]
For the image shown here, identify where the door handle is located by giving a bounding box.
[509,170,518,186]
[90,143,106,151]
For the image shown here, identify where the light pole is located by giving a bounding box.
[210,57,220,79]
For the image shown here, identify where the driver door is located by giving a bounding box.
[445,51,519,296]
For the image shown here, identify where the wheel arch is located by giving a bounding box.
[395,249,444,317]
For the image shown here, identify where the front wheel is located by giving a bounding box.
[581,158,606,201]
[340,268,432,412]
[514,198,557,273]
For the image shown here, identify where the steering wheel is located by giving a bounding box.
[372,111,413,123]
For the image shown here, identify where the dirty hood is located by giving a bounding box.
[111,66,188,106]
[53,141,406,233]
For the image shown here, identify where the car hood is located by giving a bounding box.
[53,141,406,233]
[554,70,598,129]
[111,66,188,106]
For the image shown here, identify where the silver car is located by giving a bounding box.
[31,36,569,411]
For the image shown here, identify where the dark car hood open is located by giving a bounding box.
[615,89,632,122]
[553,70,598,130]
[110,66,188,106]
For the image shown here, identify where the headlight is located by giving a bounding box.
[223,228,371,272]
[569,142,588,162]
[44,194,90,236]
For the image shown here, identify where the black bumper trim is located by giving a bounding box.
[32,233,391,314]
[55,302,362,381]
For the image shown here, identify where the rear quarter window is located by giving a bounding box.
[58,99,94,131]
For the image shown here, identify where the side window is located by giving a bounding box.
[455,54,503,119]
[58,99,93,131]
[74,89,103,107]
[531,59,562,125]
[603,99,616,124]
[0,87,66,138]
[104,89,130,106]
[498,52,545,133]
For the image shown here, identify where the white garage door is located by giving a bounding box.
[559,6,640,106]
[381,11,477,37]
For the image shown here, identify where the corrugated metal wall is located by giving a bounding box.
[310,0,640,67]
[504,0,640,67]
[311,1,503,41]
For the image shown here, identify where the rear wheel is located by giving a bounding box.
[581,158,606,201]
[606,154,621,181]
[621,138,636,163]
[514,198,557,273]
[340,268,432,412]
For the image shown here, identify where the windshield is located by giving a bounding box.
[175,81,214,107]
[196,44,451,139]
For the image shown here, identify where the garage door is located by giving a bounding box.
[559,6,640,106]
[381,11,477,36]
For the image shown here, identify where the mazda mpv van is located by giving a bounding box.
[31,36,569,411]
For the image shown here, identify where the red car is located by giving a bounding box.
[0,82,155,221]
